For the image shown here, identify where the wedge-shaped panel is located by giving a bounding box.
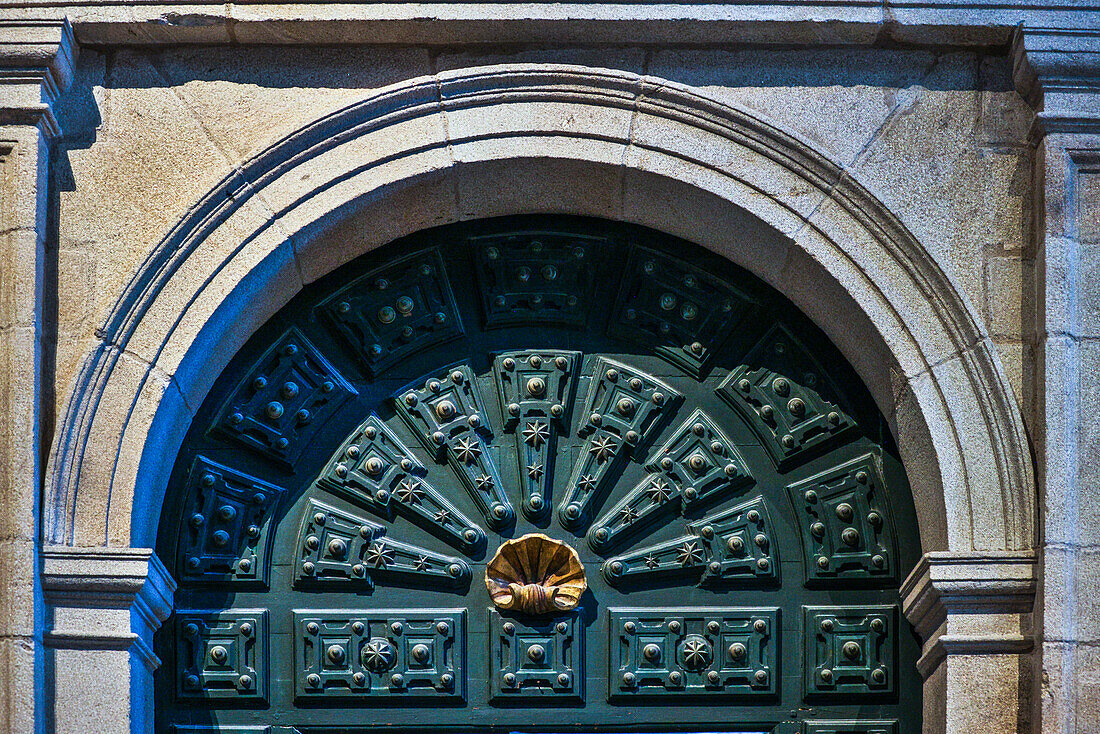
[294,609,465,700]
[609,607,778,698]
[603,496,778,586]
[211,327,357,467]
[717,323,856,469]
[176,457,283,587]
[315,414,485,553]
[610,245,760,377]
[588,408,753,551]
[494,350,581,520]
[473,231,603,329]
[176,610,268,703]
[788,454,898,585]
[394,364,515,529]
[294,500,471,590]
[490,609,584,701]
[804,605,897,698]
[558,358,682,530]
[316,249,463,376]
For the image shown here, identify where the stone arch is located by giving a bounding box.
[44,64,1034,564]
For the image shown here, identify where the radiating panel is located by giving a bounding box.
[315,414,485,553]
[176,457,283,587]
[588,408,752,551]
[294,499,471,590]
[716,323,856,469]
[493,349,581,520]
[394,364,515,528]
[557,358,682,530]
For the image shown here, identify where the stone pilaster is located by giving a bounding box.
[41,547,176,734]
[1014,25,1100,734]
[901,552,1038,734]
[0,19,76,734]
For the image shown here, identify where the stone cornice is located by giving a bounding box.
[0,3,1095,48]
[901,551,1037,677]
[41,546,176,670]
[1014,26,1100,135]
[0,19,76,137]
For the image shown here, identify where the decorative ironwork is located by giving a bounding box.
[610,608,778,697]
[211,328,357,467]
[558,358,682,530]
[472,231,603,329]
[394,364,515,529]
[603,496,777,586]
[588,408,753,551]
[490,609,583,701]
[610,245,759,377]
[294,610,465,699]
[788,454,898,584]
[316,248,463,377]
[485,534,587,615]
[294,500,471,590]
[176,610,267,702]
[493,349,581,519]
[176,457,283,587]
[716,323,856,469]
[315,414,485,553]
[804,606,897,697]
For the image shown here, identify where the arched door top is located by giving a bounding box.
[44,63,1033,559]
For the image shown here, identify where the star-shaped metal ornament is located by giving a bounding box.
[644,554,660,569]
[366,542,395,568]
[647,477,673,504]
[681,638,712,670]
[577,474,597,493]
[676,541,705,567]
[433,508,451,525]
[522,421,550,447]
[589,435,618,462]
[414,555,432,572]
[394,479,424,505]
[474,474,495,491]
[618,506,640,524]
[527,463,544,480]
[454,437,482,464]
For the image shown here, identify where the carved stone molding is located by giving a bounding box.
[41,546,177,671]
[900,551,1037,679]
[44,65,1036,561]
[1013,27,1100,135]
[0,20,77,137]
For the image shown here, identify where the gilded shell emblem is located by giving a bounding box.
[485,533,587,615]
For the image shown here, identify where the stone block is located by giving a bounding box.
[0,539,36,637]
[647,47,939,167]
[147,45,434,162]
[985,256,1035,341]
[452,138,624,222]
[0,635,36,734]
[1043,546,1100,644]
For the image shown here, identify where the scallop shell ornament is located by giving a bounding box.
[485,533,587,615]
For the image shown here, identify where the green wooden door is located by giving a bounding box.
[155,216,922,734]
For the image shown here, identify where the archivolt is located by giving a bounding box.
[44,64,1034,555]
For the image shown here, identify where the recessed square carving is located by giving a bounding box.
[293,609,465,700]
[804,605,897,698]
[490,609,584,701]
[175,610,267,703]
[609,607,778,698]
